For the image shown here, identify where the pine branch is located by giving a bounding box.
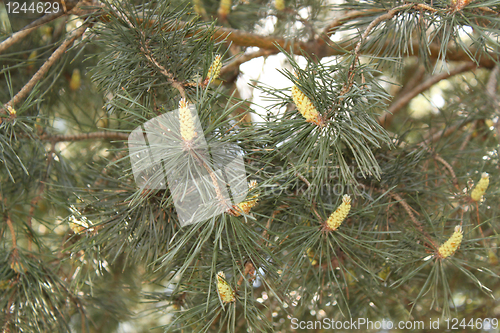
[1,24,90,121]
[110,5,186,99]
[320,8,385,39]
[343,4,412,94]
[380,62,477,126]
[387,191,438,249]
[220,49,277,77]
[422,118,475,145]
[0,11,67,54]
[39,131,129,142]
[102,8,500,70]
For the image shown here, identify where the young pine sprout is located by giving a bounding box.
[207,54,222,82]
[178,98,197,143]
[438,225,463,259]
[470,172,489,202]
[275,0,285,11]
[216,271,235,303]
[325,194,351,231]
[217,0,231,19]
[235,180,259,216]
[291,77,323,126]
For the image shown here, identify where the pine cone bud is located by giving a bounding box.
[438,225,463,258]
[291,81,322,126]
[470,172,489,202]
[325,194,351,231]
[7,105,16,115]
[218,0,231,19]
[451,0,472,11]
[207,54,222,81]
[235,180,259,215]
[178,98,197,142]
[275,0,285,11]
[216,271,235,303]
[193,0,205,16]
[307,248,318,265]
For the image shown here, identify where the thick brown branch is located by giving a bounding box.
[40,131,129,142]
[116,10,500,68]
[220,49,277,77]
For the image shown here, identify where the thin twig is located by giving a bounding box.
[320,9,385,39]
[110,5,186,99]
[485,65,500,144]
[26,143,55,252]
[380,62,476,124]
[2,24,89,119]
[0,11,67,54]
[451,120,476,167]
[140,42,186,99]
[421,118,475,145]
[432,153,460,191]
[115,10,500,68]
[342,4,412,94]
[40,131,129,142]
[6,215,17,255]
[237,261,255,287]
[379,65,425,127]
[387,191,438,249]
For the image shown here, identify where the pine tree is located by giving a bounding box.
[1,0,500,332]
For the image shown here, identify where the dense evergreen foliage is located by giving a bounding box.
[1,0,500,332]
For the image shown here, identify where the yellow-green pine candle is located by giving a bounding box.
[216,271,235,303]
[218,0,231,19]
[69,68,81,91]
[325,194,351,231]
[207,54,222,81]
[178,99,197,142]
[306,248,318,266]
[470,172,489,202]
[438,225,463,258]
[291,81,322,126]
[237,180,259,215]
[193,0,205,16]
[275,0,285,11]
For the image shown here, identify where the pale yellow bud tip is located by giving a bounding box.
[438,225,463,258]
[7,106,16,115]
